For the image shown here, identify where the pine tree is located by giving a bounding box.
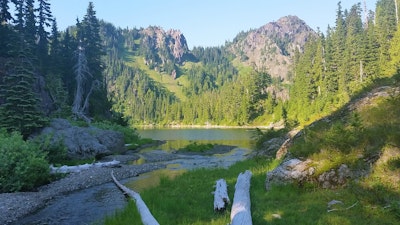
[386,23,400,77]
[60,28,76,103]
[77,2,109,118]
[0,0,12,56]
[375,0,398,75]
[36,0,53,72]
[0,0,12,24]
[23,0,36,50]
[0,43,45,138]
[344,3,364,92]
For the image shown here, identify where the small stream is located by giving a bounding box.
[16,128,256,225]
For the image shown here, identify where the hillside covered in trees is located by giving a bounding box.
[0,0,400,133]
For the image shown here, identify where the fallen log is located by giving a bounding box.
[50,160,120,174]
[213,179,230,212]
[111,171,160,225]
[230,170,253,225]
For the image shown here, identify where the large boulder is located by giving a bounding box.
[40,119,125,159]
[265,158,314,190]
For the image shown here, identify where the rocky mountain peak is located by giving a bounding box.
[229,15,316,81]
[140,26,189,64]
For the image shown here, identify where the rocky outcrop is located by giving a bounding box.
[229,15,316,82]
[266,158,352,190]
[140,26,189,76]
[39,119,125,159]
[318,164,352,189]
[265,158,314,190]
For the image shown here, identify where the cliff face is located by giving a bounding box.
[140,26,189,77]
[229,15,316,81]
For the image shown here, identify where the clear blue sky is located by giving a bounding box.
[51,0,378,49]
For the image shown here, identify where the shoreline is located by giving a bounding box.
[135,123,284,130]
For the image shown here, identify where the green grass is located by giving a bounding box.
[178,142,214,153]
[102,157,399,225]
[123,51,188,101]
[103,85,400,225]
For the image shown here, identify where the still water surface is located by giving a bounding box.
[137,127,256,150]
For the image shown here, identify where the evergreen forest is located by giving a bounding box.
[1,0,400,133]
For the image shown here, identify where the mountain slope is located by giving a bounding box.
[228,15,316,81]
[103,16,316,125]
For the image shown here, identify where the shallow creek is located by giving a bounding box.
[15,128,255,225]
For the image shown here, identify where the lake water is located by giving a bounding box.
[126,128,257,191]
[137,127,256,150]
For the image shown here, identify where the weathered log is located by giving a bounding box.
[111,171,160,225]
[230,170,253,225]
[50,160,120,174]
[213,179,230,212]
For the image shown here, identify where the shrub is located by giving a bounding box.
[253,127,288,150]
[0,130,50,193]
[180,142,214,152]
[31,133,68,164]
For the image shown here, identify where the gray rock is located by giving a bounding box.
[265,158,314,190]
[40,119,125,160]
[318,164,351,189]
[266,158,352,190]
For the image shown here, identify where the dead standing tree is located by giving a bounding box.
[72,44,98,123]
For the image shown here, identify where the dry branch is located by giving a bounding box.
[111,171,160,225]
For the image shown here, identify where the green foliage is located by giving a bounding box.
[31,133,68,164]
[0,55,47,139]
[179,142,214,153]
[0,130,50,193]
[253,127,288,150]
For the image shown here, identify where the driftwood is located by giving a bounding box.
[111,171,160,225]
[50,160,120,174]
[213,179,230,212]
[230,170,253,225]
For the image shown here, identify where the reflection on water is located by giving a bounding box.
[126,164,186,192]
[137,128,257,150]
[128,128,256,193]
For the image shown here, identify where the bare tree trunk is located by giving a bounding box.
[230,170,253,225]
[111,171,160,225]
[213,179,230,212]
[72,45,93,123]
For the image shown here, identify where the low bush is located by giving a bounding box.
[0,130,50,193]
[31,133,68,164]
[253,127,288,150]
[180,142,214,152]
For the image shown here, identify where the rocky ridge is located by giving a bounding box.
[229,15,316,81]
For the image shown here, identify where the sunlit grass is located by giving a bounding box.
[103,156,399,225]
[123,50,188,101]
[103,88,400,225]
